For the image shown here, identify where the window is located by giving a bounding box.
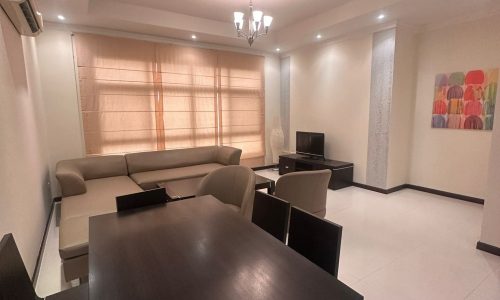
[73,33,265,162]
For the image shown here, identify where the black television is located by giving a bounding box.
[296,131,325,158]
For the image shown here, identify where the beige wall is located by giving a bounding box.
[36,29,84,196]
[36,24,281,195]
[480,100,500,248]
[409,15,500,198]
[0,10,51,276]
[386,27,417,188]
[288,34,372,183]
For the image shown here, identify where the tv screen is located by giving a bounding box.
[296,131,325,158]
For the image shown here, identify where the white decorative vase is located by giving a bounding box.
[270,127,285,164]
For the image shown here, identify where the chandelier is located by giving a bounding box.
[233,0,273,46]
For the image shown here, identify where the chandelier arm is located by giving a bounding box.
[234,0,271,46]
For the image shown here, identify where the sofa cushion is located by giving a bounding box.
[61,176,143,221]
[60,176,142,260]
[130,163,225,190]
[125,146,218,174]
[59,216,89,259]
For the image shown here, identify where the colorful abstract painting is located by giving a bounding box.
[432,69,498,130]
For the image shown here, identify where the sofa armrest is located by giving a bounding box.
[217,146,242,165]
[56,161,86,197]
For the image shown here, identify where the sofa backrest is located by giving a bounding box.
[56,155,128,197]
[74,155,129,180]
[125,146,219,174]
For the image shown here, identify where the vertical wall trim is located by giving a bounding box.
[280,56,291,149]
[366,28,396,189]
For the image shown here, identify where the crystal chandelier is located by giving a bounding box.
[233,0,273,46]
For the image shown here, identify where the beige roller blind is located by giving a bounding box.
[74,33,265,161]
[217,51,265,161]
[74,33,157,155]
[156,44,218,150]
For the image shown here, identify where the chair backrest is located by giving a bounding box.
[275,169,331,218]
[288,207,342,277]
[251,191,291,243]
[116,188,167,212]
[196,165,256,219]
[0,234,41,300]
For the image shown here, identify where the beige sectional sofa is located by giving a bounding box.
[56,146,241,281]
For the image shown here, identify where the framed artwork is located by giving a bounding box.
[431,69,498,130]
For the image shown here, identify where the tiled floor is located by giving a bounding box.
[35,169,500,299]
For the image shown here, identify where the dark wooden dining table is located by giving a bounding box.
[88,195,363,300]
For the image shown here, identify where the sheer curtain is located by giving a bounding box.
[73,33,265,162]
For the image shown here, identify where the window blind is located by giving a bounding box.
[73,33,265,162]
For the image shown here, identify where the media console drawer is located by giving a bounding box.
[278,154,353,190]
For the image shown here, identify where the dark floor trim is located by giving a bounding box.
[54,196,62,203]
[32,200,55,285]
[252,164,278,171]
[352,182,406,194]
[476,241,500,256]
[352,182,484,204]
[406,184,484,204]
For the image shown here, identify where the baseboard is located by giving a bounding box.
[476,241,500,256]
[352,183,484,204]
[406,184,484,204]
[32,200,55,285]
[252,164,279,171]
[352,182,406,194]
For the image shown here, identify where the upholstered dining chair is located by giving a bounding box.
[275,169,331,218]
[0,233,88,300]
[196,165,256,220]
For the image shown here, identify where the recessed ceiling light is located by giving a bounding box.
[316,34,322,39]
[57,15,65,20]
[377,14,385,20]
[276,48,281,52]
[191,34,197,40]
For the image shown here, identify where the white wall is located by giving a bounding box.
[409,15,500,198]
[36,24,281,195]
[288,34,372,183]
[0,10,51,276]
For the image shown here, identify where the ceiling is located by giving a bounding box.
[37,0,500,53]
[114,0,351,29]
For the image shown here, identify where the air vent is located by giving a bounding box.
[0,0,43,36]
[18,0,39,33]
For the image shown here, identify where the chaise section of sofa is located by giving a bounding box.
[56,155,143,281]
[125,146,242,190]
[56,145,242,281]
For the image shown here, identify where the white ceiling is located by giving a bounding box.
[114,0,351,29]
[37,0,500,53]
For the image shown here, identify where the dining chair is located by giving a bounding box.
[0,233,88,300]
[288,206,343,277]
[196,165,256,219]
[275,169,331,218]
[251,191,291,243]
[116,188,167,212]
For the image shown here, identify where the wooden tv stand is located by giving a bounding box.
[278,154,354,190]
